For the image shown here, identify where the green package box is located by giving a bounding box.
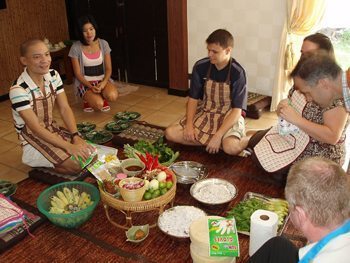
[70,141,97,168]
[71,154,96,169]
[208,218,240,257]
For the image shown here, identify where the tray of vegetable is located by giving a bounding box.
[117,123,164,143]
[124,137,179,167]
[0,180,17,197]
[226,192,289,235]
[84,130,114,145]
[77,122,96,134]
[114,111,141,122]
[105,120,130,134]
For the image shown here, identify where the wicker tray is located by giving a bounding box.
[113,121,164,146]
[99,171,177,229]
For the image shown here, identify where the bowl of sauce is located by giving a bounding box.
[121,158,145,177]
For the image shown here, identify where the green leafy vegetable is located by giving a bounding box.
[124,137,179,166]
[226,197,289,233]
[226,198,267,232]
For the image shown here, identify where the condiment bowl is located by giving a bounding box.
[126,224,149,243]
[120,158,145,177]
[119,177,147,202]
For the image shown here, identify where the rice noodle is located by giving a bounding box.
[158,206,206,238]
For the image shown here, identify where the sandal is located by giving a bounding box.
[83,101,94,113]
[101,99,110,112]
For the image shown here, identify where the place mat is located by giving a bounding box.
[112,121,164,146]
[28,167,91,185]
[0,198,45,253]
[4,150,293,262]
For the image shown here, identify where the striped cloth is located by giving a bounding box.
[343,70,350,112]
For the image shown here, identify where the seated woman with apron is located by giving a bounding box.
[247,73,349,182]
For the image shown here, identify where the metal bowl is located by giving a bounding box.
[190,178,238,205]
[169,161,208,184]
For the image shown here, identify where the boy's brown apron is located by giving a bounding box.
[21,84,71,166]
[181,62,232,145]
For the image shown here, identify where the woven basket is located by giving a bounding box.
[99,170,177,212]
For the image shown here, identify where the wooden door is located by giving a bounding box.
[123,0,169,87]
[89,0,127,81]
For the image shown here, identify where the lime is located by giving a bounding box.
[144,192,152,200]
[152,190,160,199]
[159,182,166,189]
[160,188,168,195]
[166,181,173,189]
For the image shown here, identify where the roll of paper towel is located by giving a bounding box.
[249,209,278,256]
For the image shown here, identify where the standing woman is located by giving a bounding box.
[69,14,118,112]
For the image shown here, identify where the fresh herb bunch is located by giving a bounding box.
[124,137,179,167]
[226,197,289,232]
[226,198,267,232]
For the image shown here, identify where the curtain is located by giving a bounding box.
[270,0,326,111]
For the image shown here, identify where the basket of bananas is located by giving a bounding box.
[37,181,100,228]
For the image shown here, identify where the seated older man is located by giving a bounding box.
[249,156,350,263]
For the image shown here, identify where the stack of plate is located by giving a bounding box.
[169,161,208,184]
[189,216,236,263]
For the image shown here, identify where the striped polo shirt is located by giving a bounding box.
[9,68,64,145]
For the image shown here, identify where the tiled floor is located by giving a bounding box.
[0,83,277,184]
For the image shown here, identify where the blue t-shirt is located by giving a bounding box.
[189,57,247,110]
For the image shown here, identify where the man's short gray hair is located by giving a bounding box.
[285,157,350,227]
[290,51,341,87]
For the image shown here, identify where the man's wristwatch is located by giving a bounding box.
[71,131,82,140]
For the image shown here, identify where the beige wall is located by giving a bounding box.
[187,0,286,96]
[0,0,69,96]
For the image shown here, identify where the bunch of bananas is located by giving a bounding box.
[49,187,94,214]
[266,198,289,226]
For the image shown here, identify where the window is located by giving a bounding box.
[317,0,350,69]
